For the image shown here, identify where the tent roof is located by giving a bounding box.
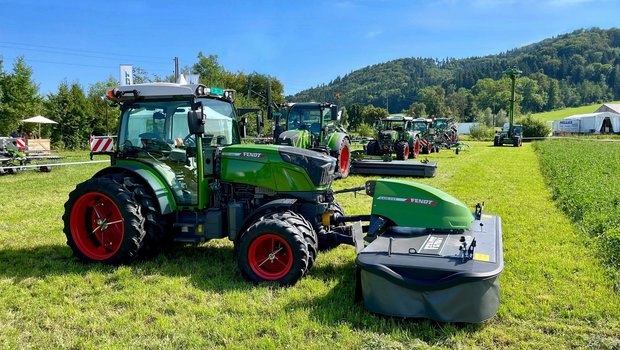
[565,112,619,120]
[21,115,57,124]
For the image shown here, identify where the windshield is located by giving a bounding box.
[433,119,447,129]
[380,120,405,131]
[198,98,240,146]
[412,122,427,132]
[287,106,322,134]
[118,98,239,152]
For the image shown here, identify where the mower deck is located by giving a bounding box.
[350,159,437,177]
[355,213,503,323]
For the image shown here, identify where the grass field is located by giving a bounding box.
[1,144,620,349]
[530,100,620,122]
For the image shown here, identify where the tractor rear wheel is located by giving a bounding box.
[101,174,168,257]
[237,211,313,285]
[395,141,409,160]
[337,138,351,178]
[63,177,146,264]
[493,135,500,146]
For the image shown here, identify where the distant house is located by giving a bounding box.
[594,104,620,115]
[552,112,620,135]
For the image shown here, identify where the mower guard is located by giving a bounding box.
[350,159,437,178]
[354,179,504,323]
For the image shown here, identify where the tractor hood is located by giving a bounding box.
[276,130,311,148]
[370,179,474,230]
[220,144,336,192]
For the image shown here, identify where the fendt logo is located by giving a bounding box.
[223,152,265,159]
[377,196,438,206]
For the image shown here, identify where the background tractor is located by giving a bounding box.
[411,118,435,154]
[494,67,523,147]
[272,102,351,178]
[365,115,421,160]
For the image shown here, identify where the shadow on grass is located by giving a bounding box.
[295,259,486,342]
[0,243,253,292]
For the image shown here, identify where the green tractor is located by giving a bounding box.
[366,115,421,160]
[494,67,523,147]
[273,102,351,178]
[411,118,435,154]
[63,83,497,287]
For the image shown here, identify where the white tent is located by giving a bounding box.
[555,112,620,134]
[21,115,57,137]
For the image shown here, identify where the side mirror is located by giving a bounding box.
[188,110,205,135]
[331,106,339,121]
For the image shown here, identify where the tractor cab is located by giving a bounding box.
[411,118,430,133]
[277,102,338,149]
[112,85,240,207]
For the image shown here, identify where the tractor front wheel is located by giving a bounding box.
[63,177,146,264]
[395,141,409,160]
[337,138,351,178]
[237,211,314,285]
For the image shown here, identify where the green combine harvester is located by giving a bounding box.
[64,83,504,323]
[494,67,523,147]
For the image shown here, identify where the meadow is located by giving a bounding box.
[530,100,620,122]
[1,143,619,349]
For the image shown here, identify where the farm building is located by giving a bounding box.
[594,103,620,114]
[552,112,620,135]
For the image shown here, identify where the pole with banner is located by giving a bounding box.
[119,64,133,86]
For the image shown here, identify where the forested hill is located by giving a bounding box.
[289,28,620,117]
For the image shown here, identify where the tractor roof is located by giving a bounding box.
[285,102,335,108]
[107,83,235,103]
[382,115,413,122]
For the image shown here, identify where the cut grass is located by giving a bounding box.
[1,146,619,348]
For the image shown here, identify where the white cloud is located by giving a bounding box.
[366,30,382,38]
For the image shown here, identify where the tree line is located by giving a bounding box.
[0,53,284,149]
[291,28,620,131]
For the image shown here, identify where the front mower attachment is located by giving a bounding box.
[345,179,504,323]
[355,213,503,323]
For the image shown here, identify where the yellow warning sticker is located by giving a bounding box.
[482,214,492,218]
[474,253,490,262]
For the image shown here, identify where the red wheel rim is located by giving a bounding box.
[403,144,409,159]
[340,146,350,175]
[70,192,125,260]
[248,234,293,280]
[414,140,419,157]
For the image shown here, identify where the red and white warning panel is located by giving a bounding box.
[16,138,26,151]
[90,136,115,153]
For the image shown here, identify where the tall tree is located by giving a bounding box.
[0,57,42,136]
[45,82,91,149]
[87,76,120,135]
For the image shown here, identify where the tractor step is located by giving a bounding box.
[350,159,437,177]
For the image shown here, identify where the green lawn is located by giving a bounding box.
[531,101,620,122]
[1,146,619,348]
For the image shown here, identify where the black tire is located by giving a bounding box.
[101,174,168,257]
[366,140,379,156]
[62,177,146,264]
[395,140,408,160]
[336,138,351,179]
[513,137,519,147]
[39,166,52,173]
[312,201,346,251]
[455,147,460,155]
[237,211,313,285]
[493,135,500,147]
[7,167,19,175]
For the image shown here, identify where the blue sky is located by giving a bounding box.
[0,0,618,96]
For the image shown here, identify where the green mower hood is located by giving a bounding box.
[371,179,473,230]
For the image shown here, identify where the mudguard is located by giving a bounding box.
[370,179,473,229]
[326,131,347,153]
[94,165,175,214]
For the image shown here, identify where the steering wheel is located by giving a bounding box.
[183,134,196,148]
